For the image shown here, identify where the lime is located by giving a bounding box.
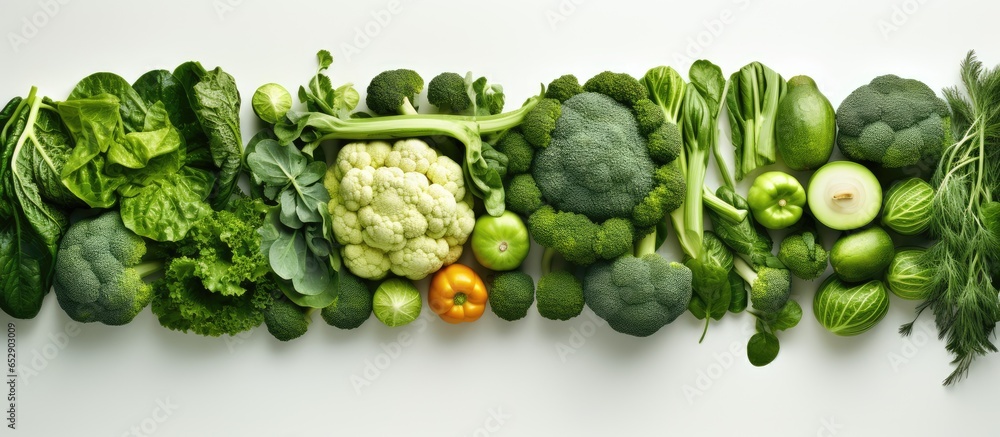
[372,278,422,327]
[830,227,895,282]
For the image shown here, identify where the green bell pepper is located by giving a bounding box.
[747,171,806,229]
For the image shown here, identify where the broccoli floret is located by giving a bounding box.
[594,218,634,260]
[506,174,544,216]
[545,74,583,103]
[536,270,584,321]
[366,69,424,115]
[53,211,160,326]
[529,206,603,265]
[494,130,534,175]
[489,271,535,321]
[836,74,951,169]
[647,123,683,164]
[427,72,470,114]
[583,71,649,107]
[263,299,311,341]
[321,270,373,329]
[733,257,791,314]
[584,253,692,337]
[778,230,828,280]
[633,99,667,135]
[521,98,561,149]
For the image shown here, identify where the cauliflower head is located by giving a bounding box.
[326,139,475,280]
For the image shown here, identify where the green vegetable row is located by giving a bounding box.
[3,49,998,387]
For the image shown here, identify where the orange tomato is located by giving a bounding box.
[428,264,488,324]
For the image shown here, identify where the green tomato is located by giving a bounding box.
[747,171,806,229]
[471,211,530,271]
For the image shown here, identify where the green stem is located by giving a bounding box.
[699,317,710,343]
[636,232,658,257]
[134,261,164,280]
[541,247,558,276]
[703,187,747,224]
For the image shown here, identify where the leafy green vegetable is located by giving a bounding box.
[248,138,336,299]
[881,177,934,235]
[151,197,276,337]
[119,166,214,242]
[186,65,244,210]
[296,50,359,118]
[253,83,293,124]
[726,62,786,181]
[747,299,802,367]
[903,51,1000,385]
[68,72,148,133]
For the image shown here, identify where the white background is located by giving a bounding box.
[2,0,999,436]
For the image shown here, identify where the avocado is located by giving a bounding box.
[775,75,836,171]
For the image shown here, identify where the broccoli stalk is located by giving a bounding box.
[277,88,543,217]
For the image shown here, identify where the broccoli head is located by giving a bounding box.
[53,211,159,326]
[263,298,311,341]
[778,230,828,280]
[321,270,373,330]
[427,72,470,114]
[584,254,693,337]
[505,174,544,216]
[733,257,791,314]
[489,271,535,321]
[366,69,424,115]
[836,74,951,169]
[518,72,684,266]
[536,270,584,321]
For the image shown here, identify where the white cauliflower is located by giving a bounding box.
[325,139,475,280]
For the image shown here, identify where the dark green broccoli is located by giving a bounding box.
[536,270,584,321]
[53,211,160,326]
[263,298,311,341]
[321,270,373,330]
[778,229,828,280]
[544,74,583,103]
[427,72,470,113]
[505,174,544,216]
[836,74,951,169]
[583,233,693,337]
[733,257,791,314]
[426,71,505,116]
[494,130,533,175]
[366,69,424,115]
[489,271,535,321]
[516,72,686,267]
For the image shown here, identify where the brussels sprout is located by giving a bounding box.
[885,248,933,300]
[813,276,889,336]
[252,83,293,124]
[881,178,934,235]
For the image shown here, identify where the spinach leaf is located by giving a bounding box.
[120,167,214,242]
[58,94,128,207]
[186,65,243,211]
[68,72,148,133]
[0,212,53,319]
[7,90,69,248]
[747,331,780,367]
[132,69,203,145]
